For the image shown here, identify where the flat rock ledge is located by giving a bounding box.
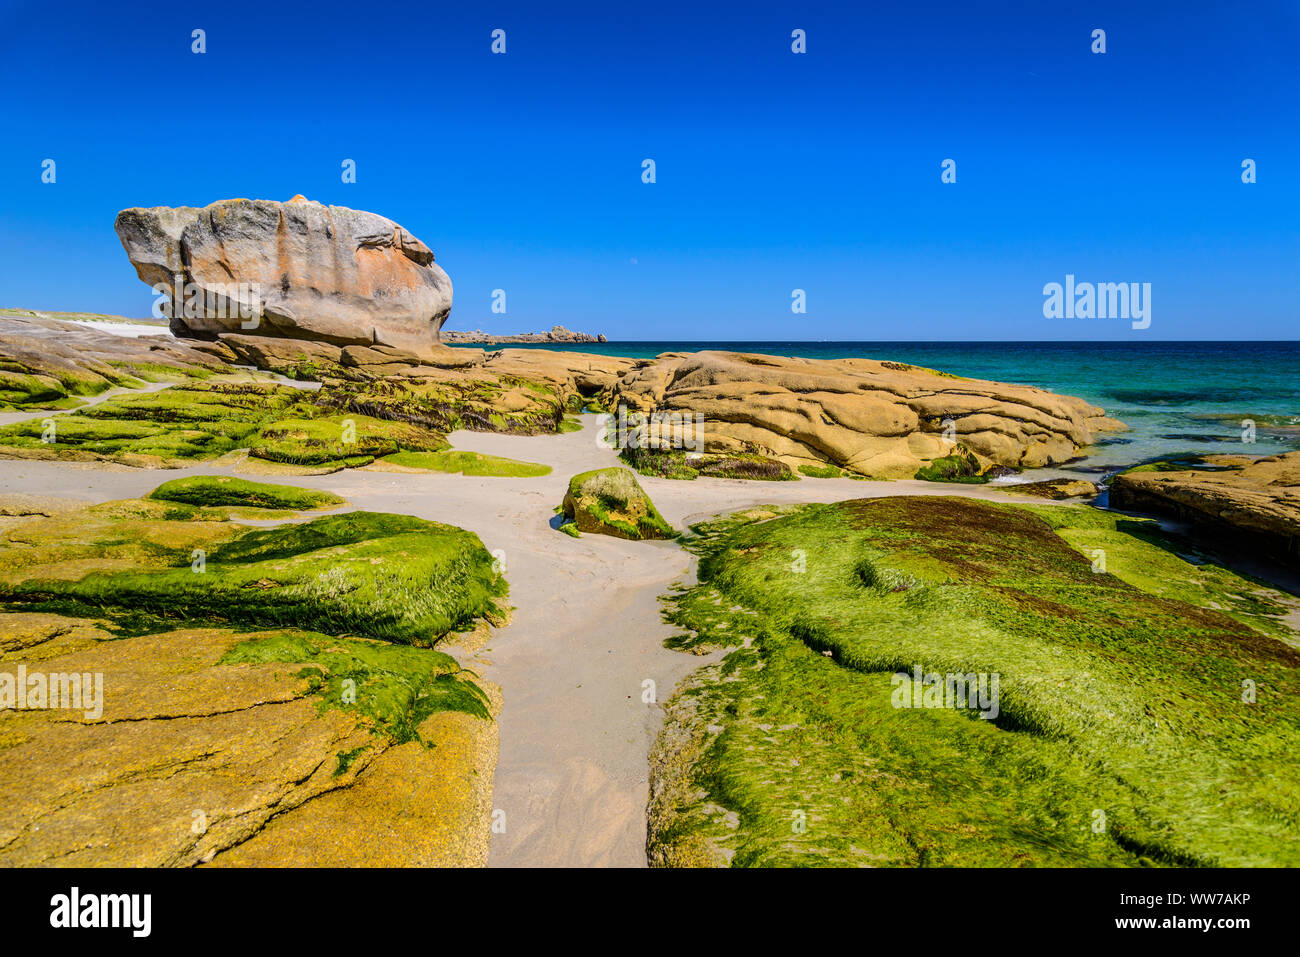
[1110,452,1300,561]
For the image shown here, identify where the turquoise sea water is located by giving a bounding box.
[452,341,1300,472]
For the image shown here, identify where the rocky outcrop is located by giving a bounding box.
[602,351,1123,479]
[0,488,504,866]
[648,495,1300,867]
[115,196,452,355]
[1,310,1120,485]
[1110,452,1300,560]
[442,324,607,344]
[1007,478,1100,500]
[0,612,498,867]
[484,348,636,397]
[0,313,225,409]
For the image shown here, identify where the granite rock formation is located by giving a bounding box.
[601,351,1122,479]
[115,196,452,355]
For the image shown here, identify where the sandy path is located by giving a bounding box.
[0,414,1105,868]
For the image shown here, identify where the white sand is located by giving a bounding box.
[0,414,1084,867]
[70,319,172,338]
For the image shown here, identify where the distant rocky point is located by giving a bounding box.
[442,325,606,344]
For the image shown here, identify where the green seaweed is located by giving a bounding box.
[147,475,345,511]
[798,463,843,478]
[0,369,576,470]
[563,467,676,540]
[4,510,508,646]
[0,485,503,756]
[913,448,988,483]
[381,449,551,477]
[650,496,1300,867]
[621,446,795,482]
[222,629,490,745]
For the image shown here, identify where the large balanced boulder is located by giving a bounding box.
[602,351,1122,479]
[1110,452,1300,560]
[561,467,676,540]
[115,196,452,355]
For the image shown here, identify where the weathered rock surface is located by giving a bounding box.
[602,351,1122,479]
[1110,452,1300,559]
[4,308,1120,486]
[0,490,503,866]
[484,348,636,397]
[0,614,497,867]
[0,314,223,409]
[195,333,486,378]
[115,196,452,355]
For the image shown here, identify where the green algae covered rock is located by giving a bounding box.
[0,369,573,472]
[0,485,505,867]
[380,449,551,477]
[1006,477,1099,500]
[561,467,675,540]
[650,495,1300,868]
[913,446,988,483]
[147,475,344,511]
[0,487,507,647]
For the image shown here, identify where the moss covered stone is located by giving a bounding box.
[219,629,491,743]
[147,476,344,511]
[562,467,676,540]
[913,447,988,483]
[621,445,795,482]
[249,413,447,470]
[0,481,511,866]
[380,449,551,477]
[0,491,507,646]
[1006,477,1099,499]
[798,463,844,478]
[0,368,579,471]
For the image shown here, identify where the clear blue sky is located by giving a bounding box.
[1,0,1296,340]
